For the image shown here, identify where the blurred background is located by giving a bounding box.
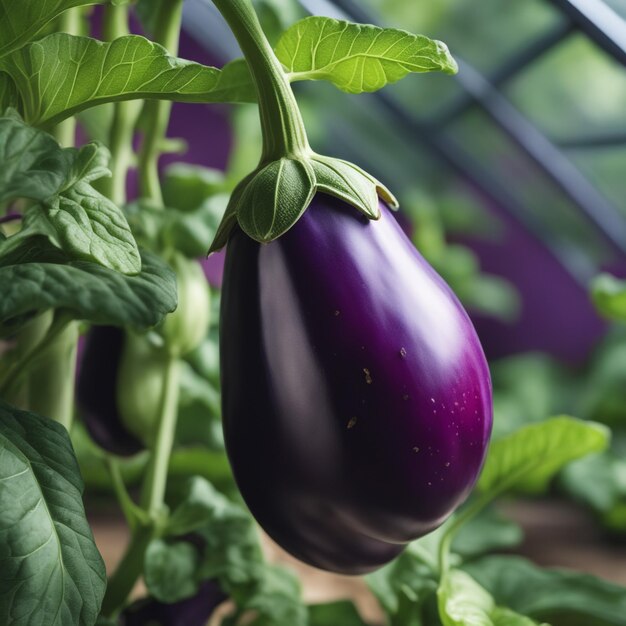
[82,0,626,618]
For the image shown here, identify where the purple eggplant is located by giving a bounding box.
[220,196,492,574]
[77,326,143,457]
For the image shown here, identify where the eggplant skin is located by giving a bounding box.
[77,326,144,457]
[220,195,493,574]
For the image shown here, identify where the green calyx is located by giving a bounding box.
[209,0,398,252]
[209,153,397,251]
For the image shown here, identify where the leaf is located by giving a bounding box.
[465,555,626,626]
[0,249,176,329]
[166,476,238,538]
[176,361,223,450]
[311,155,381,218]
[144,539,200,604]
[276,16,458,94]
[0,401,106,625]
[239,565,307,626]
[0,0,103,60]
[0,34,256,127]
[0,115,98,204]
[308,601,366,626]
[127,194,228,258]
[0,117,140,274]
[592,274,626,322]
[162,164,226,213]
[477,416,610,496]
[236,158,316,242]
[452,506,523,558]
[438,569,540,626]
[366,547,438,623]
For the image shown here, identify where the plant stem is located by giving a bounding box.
[100,524,154,618]
[100,358,180,616]
[26,321,79,431]
[106,457,147,529]
[438,494,492,575]
[100,3,141,206]
[212,0,310,163]
[140,357,180,515]
[0,312,72,400]
[54,7,82,147]
[137,0,184,204]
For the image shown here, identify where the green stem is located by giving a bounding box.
[54,7,82,147]
[140,357,180,515]
[0,312,72,400]
[27,321,79,430]
[137,0,184,204]
[438,493,492,575]
[100,524,154,618]
[100,3,141,206]
[212,0,311,163]
[106,457,147,529]
[100,358,180,616]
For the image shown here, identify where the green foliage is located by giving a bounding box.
[465,556,626,626]
[0,0,103,59]
[308,601,366,626]
[592,274,626,322]
[162,164,227,212]
[0,250,177,329]
[477,417,610,496]
[236,157,316,242]
[367,535,445,624]
[154,476,307,626]
[144,539,199,603]
[438,569,541,626]
[277,16,458,93]
[452,506,523,558]
[0,401,106,626]
[0,34,256,127]
[0,116,140,273]
[127,194,228,258]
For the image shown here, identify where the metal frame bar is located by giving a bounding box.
[549,0,626,67]
[329,0,626,259]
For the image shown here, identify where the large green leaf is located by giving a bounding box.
[276,16,458,93]
[0,117,140,273]
[0,250,176,329]
[0,116,108,204]
[438,569,541,626]
[465,556,626,626]
[477,416,610,496]
[0,0,102,59]
[0,34,255,127]
[0,401,106,625]
[592,274,626,322]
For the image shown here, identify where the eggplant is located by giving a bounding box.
[220,196,493,574]
[77,326,144,457]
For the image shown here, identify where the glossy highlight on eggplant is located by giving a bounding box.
[220,195,493,574]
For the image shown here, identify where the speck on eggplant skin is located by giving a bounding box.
[220,195,493,575]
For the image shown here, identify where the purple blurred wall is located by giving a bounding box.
[465,197,609,363]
